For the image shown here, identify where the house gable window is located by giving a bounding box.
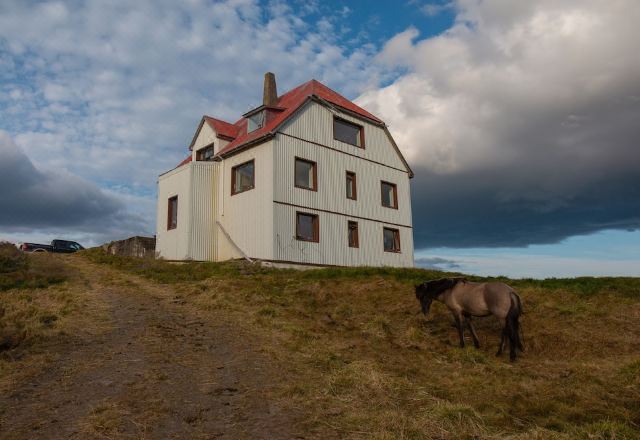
[196,145,214,161]
[296,212,319,242]
[167,196,178,230]
[346,171,357,200]
[333,117,364,148]
[348,221,359,248]
[231,160,255,195]
[295,157,317,191]
[381,181,398,209]
[383,227,401,253]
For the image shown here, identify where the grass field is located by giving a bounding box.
[3,246,639,438]
[81,249,640,439]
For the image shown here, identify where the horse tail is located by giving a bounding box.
[512,292,525,352]
[507,292,524,358]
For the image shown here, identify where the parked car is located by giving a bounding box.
[20,240,84,253]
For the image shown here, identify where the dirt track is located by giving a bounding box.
[0,257,301,439]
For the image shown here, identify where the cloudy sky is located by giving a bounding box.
[1,0,638,277]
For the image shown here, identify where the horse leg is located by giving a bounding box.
[454,313,465,348]
[507,314,518,362]
[466,318,481,349]
[496,325,507,356]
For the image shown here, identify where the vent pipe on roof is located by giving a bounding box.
[263,72,277,106]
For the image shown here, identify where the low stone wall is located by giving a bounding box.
[102,236,156,258]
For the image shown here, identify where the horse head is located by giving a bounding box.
[415,278,465,315]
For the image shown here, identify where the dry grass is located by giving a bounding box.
[0,249,110,393]
[83,249,640,438]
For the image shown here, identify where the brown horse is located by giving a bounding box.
[415,278,524,361]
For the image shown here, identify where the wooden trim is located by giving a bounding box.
[274,200,412,229]
[294,157,317,191]
[278,132,409,175]
[296,211,319,242]
[231,159,255,195]
[167,196,178,230]
[333,116,365,149]
[383,227,401,253]
[348,221,359,248]
[346,171,357,200]
[381,181,398,209]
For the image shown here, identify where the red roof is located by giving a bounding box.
[214,79,384,157]
[203,116,240,140]
[177,155,192,167]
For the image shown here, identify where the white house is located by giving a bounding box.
[156,73,414,267]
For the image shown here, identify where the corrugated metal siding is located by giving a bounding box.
[189,162,218,261]
[273,135,412,227]
[217,140,274,261]
[280,100,408,172]
[156,165,192,260]
[272,102,414,267]
[273,204,413,267]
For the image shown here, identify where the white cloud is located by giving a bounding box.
[357,0,640,248]
[0,0,381,190]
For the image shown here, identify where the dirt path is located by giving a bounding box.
[0,256,302,439]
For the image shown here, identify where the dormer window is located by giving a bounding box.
[196,145,214,161]
[248,110,265,133]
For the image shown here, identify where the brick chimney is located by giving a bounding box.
[263,72,277,106]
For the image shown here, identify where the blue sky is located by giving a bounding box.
[0,0,638,278]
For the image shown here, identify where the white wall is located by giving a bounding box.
[217,140,274,261]
[156,165,192,260]
[280,101,408,172]
[272,101,414,267]
[190,162,218,261]
[273,203,413,267]
[191,120,230,160]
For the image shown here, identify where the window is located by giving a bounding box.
[167,196,178,230]
[381,181,398,209]
[196,145,214,161]
[248,110,265,132]
[334,117,364,148]
[348,221,359,248]
[295,157,317,191]
[383,228,401,253]
[346,171,357,200]
[296,212,319,242]
[231,160,255,195]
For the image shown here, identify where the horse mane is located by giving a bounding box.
[423,277,466,298]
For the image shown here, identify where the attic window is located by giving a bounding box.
[196,145,214,161]
[248,110,265,133]
[334,117,364,148]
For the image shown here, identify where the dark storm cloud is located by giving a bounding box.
[0,133,147,240]
[410,167,640,248]
[357,1,640,249]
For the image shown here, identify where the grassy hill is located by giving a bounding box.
[2,246,639,438]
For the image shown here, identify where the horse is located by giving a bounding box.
[415,278,524,361]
